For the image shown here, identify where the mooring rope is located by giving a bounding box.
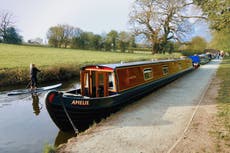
[60,96,79,134]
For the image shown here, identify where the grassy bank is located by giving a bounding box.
[0,44,182,87]
[215,56,230,151]
[43,144,56,153]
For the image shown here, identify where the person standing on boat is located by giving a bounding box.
[30,64,40,89]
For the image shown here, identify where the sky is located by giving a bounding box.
[0,0,211,43]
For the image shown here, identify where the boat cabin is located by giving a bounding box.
[80,65,115,97]
[80,59,192,98]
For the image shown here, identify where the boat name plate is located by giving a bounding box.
[71,100,89,106]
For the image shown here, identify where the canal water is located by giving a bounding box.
[0,82,79,153]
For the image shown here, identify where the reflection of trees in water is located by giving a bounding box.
[32,94,42,116]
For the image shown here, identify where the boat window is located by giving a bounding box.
[162,65,169,75]
[143,68,153,80]
[108,72,115,91]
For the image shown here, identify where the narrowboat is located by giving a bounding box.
[45,58,193,132]
[199,54,210,64]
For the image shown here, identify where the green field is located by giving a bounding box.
[0,43,182,87]
[0,44,181,69]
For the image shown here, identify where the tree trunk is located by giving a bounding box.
[151,41,157,54]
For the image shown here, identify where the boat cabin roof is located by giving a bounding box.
[81,58,187,71]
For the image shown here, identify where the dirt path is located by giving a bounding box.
[171,77,220,153]
[58,60,221,153]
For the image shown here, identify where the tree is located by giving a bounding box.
[92,34,102,50]
[0,11,22,44]
[209,30,230,52]
[47,24,82,48]
[62,25,82,48]
[194,0,229,52]
[195,0,230,32]
[129,0,204,54]
[47,26,64,47]
[71,32,95,49]
[118,31,132,52]
[103,38,112,51]
[129,34,137,48]
[107,30,118,51]
[0,11,14,40]
[3,27,22,44]
[187,36,207,52]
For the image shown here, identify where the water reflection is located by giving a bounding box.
[31,94,42,116]
[54,131,76,147]
[53,118,96,147]
[0,81,82,153]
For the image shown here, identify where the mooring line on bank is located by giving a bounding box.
[60,96,79,134]
[167,66,218,153]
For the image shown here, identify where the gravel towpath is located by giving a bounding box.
[58,59,221,153]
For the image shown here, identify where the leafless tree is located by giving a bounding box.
[0,10,15,40]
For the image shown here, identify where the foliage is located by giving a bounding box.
[107,30,118,51]
[92,34,103,50]
[195,0,229,53]
[43,144,56,153]
[195,0,230,31]
[47,26,137,52]
[47,24,82,48]
[3,27,22,44]
[180,50,203,56]
[71,32,95,50]
[209,29,230,52]
[118,31,132,52]
[188,36,207,52]
[179,36,207,54]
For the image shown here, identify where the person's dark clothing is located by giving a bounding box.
[30,67,40,87]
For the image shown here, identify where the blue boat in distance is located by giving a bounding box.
[189,55,200,68]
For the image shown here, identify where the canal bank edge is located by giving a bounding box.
[0,65,80,88]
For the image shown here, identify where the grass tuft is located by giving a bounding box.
[43,143,56,153]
